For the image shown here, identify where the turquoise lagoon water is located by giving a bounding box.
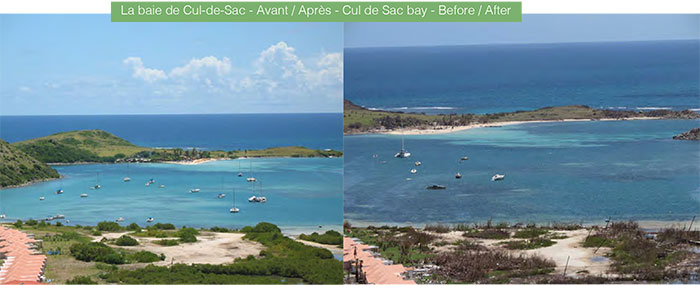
[1,158,342,232]
[344,119,700,225]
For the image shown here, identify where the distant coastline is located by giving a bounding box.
[343,99,700,135]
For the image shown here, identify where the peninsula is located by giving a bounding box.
[1,130,342,187]
[344,100,700,135]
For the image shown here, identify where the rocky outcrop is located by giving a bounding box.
[673,128,700,140]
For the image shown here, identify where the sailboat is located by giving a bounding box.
[80,193,88,198]
[146,217,154,223]
[115,217,125,222]
[91,172,101,190]
[146,178,155,186]
[492,174,505,181]
[230,187,240,213]
[246,160,256,182]
[217,178,226,198]
[237,159,243,177]
[0,191,4,219]
[123,164,131,182]
[257,181,267,203]
[394,136,411,158]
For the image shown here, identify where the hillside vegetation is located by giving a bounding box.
[344,100,700,133]
[11,130,342,165]
[0,139,60,187]
[12,130,149,163]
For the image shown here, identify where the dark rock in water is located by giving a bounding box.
[673,128,700,140]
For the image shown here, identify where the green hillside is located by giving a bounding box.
[0,139,60,187]
[12,130,150,163]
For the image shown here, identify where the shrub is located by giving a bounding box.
[97,221,122,232]
[464,229,510,239]
[299,230,342,245]
[424,223,451,233]
[153,223,176,230]
[130,251,161,263]
[514,228,549,239]
[155,239,180,246]
[66,275,97,284]
[179,233,197,243]
[209,226,231,232]
[69,242,125,264]
[25,219,38,226]
[127,223,141,231]
[115,235,139,246]
[13,220,22,228]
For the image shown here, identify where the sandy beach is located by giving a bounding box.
[381,117,660,135]
[163,158,231,165]
[94,232,264,265]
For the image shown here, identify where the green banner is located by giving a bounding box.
[111,2,521,22]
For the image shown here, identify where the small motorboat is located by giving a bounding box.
[123,177,131,182]
[492,174,505,181]
[426,184,446,190]
[248,195,258,203]
[456,172,462,179]
[146,217,154,223]
[39,196,45,201]
[414,161,422,166]
[372,154,379,158]
[217,193,226,199]
[91,185,101,190]
[238,172,243,177]
[405,178,413,181]
[53,214,65,219]
[230,207,240,213]
[45,216,54,221]
[159,184,165,188]
[410,169,417,174]
[0,214,5,219]
[115,217,125,222]
[246,177,257,182]
[190,188,200,193]
[145,182,151,187]
[80,193,88,198]
[461,157,469,161]
[56,189,64,194]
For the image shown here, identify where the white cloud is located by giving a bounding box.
[18,86,32,92]
[169,56,232,79]
[123,57,167,82]
[120,41,343,112]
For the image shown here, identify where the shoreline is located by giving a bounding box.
[0,175,63,190]
[345,218,700,231]
[354,117,664,136]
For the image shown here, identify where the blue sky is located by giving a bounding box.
[346,15,700,48]
[1,15,343,115]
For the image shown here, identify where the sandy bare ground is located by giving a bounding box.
[94,232,264,265]
[433,229,611,276]
[382,117,659,135]
[523,229,611,277]
[294,238,342,255]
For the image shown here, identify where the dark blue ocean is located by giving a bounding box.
[345,40,700,114]
[0,113,342,151]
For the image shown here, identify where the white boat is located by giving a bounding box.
[146,217,154,223]
[414,161,422,166]
[461,156,469,161]
[247,160,256,182]
[159,184,165,188]
[410,169,417,174]
[115,217,125,222]
[455,172,462,179]
[238,172,243,177]
[217,193,226,199]
[39,196,45,201]
[56,188,64,194]
[123,177,131,182]
[237,160,243,177]
[145,182,151,186]
[405,178,412,181]
[146,178,155,186]
[53,214,65,219]
[394,136,411,158]
[257,181,266,203]
[0,214,5,219]
[91,185,101,190]
[248,195,258,203]
[190,188,200,193]
[80,193,88,198]
[230,187,240,213]
[124,164,131,182]
[492,174,505,181]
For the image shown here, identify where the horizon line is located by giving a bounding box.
[0,112,343,117]
[345,38,700,50]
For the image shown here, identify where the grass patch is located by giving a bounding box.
[513,228,549,239]
[463,229,510,240]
